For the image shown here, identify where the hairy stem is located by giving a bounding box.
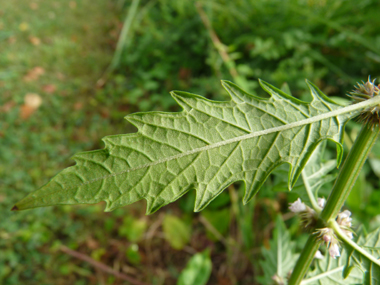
[288,234,322,285]
[289,123,379,285]
[330,220,380,266]
[321,125,379,222]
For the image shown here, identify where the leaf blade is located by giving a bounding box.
[15,80,380,213]
[257,216,299,284]
[177,249,212,285]
[345,227,380,284]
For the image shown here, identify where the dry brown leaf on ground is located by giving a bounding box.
[69,1,77,9]
[23,67,45,82]
[42,84,56,93]
[29,2,38,10]
[73,102,83,110]
[0,101,16,113]
[8,37,16,44]
[29,36,41,45]
[20,93,42,119]
[19,22,29,31]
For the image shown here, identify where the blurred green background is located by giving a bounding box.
[2,0,380,284]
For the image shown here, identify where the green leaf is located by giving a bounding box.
[303,248,362,285]
[295,142,337,207]
[15,80,377,214]
[257,216,299,284]
[345,227,380,284]
[118,216,147,242]
[125,244,141,265]
[201,208,231,241]
[177,249,212,285]
[163,214,191,250]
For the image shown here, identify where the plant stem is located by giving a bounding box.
[330,220,380,266]
[320,125,379,222]
[289,123,379,285]
[301,170,322,213]
[288,234,322,285]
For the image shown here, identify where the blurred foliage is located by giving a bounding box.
[257,216,298,284]
[113,0,380,107]
[2,0,380,284]
[163,215,191,250]
[177,249,212,285]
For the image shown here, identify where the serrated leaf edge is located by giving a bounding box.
[15,81,380,213]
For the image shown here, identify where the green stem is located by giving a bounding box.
[330,220,380,266]
[320,125,379,222]
[301,170,322,213]
[288,234,322,285]
[288,124,379,285]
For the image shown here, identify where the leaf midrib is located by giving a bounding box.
[52,96,380,191]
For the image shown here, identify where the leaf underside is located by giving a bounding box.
[305,247,362,285]
[345,227,380,284]
[297,142,337,207]
[15,79,359,213]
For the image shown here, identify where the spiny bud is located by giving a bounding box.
[337,210,352,228]
[315,228,335,246]
[317,197,326,208]
[289,198,307,213]
[328,243,341,259]
[271,274,285,285]
[315,228,341,259]
[314,250,324,260]
[289,198,318,232]
[348,77,380,128]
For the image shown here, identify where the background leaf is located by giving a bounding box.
[303,248,362,285]
[117,216,147,242]
[345,226,380,284]
[295,142,337,206]
[201,208,231,241]
[257,216,299,284]
[163,214,191,250]
[177,249,212,285]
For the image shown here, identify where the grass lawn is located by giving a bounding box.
[0,1,129,284]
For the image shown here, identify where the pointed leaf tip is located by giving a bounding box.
[13,79,361,213]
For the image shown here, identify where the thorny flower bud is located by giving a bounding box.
[344,230,354,240]
[328,243,341,259]
[289,198,318,232]
[289,198,306,213]
[271,274,284,285]
[314,209,355,259]
[314,250,324,260]
[337,210,352,227]
[316,228,335,245]
[337,210,353,239]
[317,197,326,208]
[315,227,341,259]
[323,233,332,244]
[348,77,380,128]
[289,198,318,231]
[299,207,318,232]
